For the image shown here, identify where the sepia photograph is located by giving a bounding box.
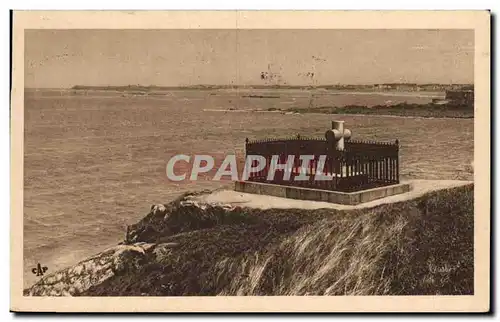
[10,11,490,312]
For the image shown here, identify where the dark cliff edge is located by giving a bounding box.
[25,184,474,296]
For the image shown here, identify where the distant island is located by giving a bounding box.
[70,83,474,92]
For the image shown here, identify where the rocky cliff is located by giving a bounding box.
[25,184,474,296]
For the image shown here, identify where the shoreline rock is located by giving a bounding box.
[25,242,157,296]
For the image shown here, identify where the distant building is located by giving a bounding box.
[445,89,474,107]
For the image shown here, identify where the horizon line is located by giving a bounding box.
[25,83,474,90]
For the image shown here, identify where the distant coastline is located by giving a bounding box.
[24,83,473,92]
[24,84,474,119]
[287,103,474,119]
[69,83,473,92]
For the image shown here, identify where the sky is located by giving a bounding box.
[25,29,474,88]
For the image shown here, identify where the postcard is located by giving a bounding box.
[11,10,490,312]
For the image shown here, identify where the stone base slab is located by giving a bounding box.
[234,181,411,205]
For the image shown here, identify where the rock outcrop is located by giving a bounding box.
[24,194,246,296]
[25,243,156,296]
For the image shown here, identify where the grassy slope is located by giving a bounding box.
[82,184,473,296]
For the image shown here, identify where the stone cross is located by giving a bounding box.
[325,120,352,150]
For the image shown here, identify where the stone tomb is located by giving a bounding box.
[236,120,411,205]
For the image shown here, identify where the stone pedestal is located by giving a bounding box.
[235,181,411,205]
